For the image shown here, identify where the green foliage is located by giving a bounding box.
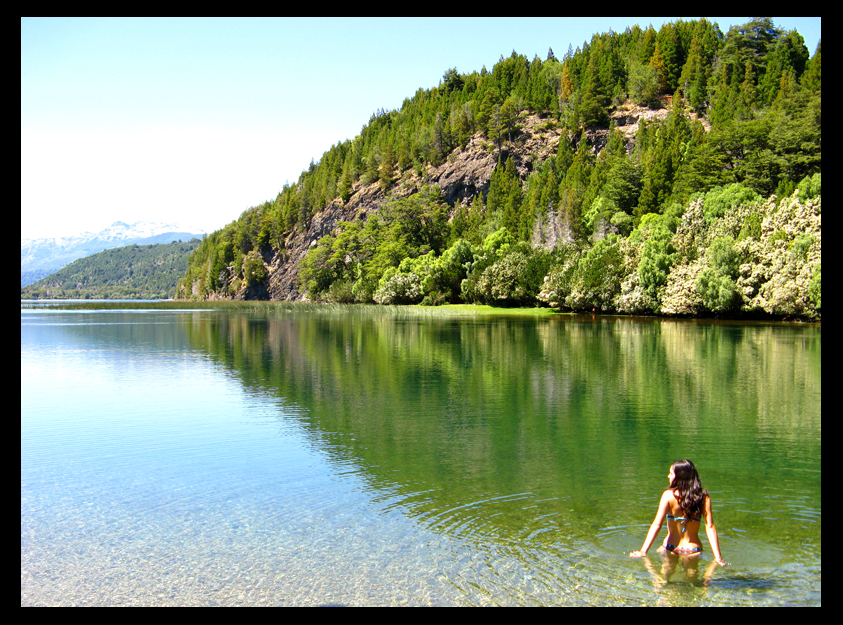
[627,61,660,107]
[567,234,626,311]
[738,211,762,242]
[459,229,543,306]
[695,236,741,312]
[486,157,526,239]
[790,233,814,262]
[478,247,550,306]
[373,268,425,305]
[300,187,451,303]
[603,154,643,214]
[242,250,268,287]
[800,40,821,92]
[481,226,516,256]
[634,104,695,218]
[300,238,338,297]
[610,211,634,237]
[638,222,677,303]
[557,139,594,237]
[582,196,615,236]
[422,239,474,303]
[379,187,451,257]
[807,262,821,311]
[702,183,762,224]
[707,236,740,278]
[536,243,582,309]
[441,67,464,93]
[451,194,485,244]
[695,268,742,312]
[797,172,821,201]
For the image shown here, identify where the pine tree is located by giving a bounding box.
[559,62,574,102]
[441,67,464,94]
[476,92,495,138]
[654,23,682,93]
[800,40,821,91]
[738,60,757,117]
[379,142,397,191]
[679,37,708,111]
[648,42,670,94]
[557,140,594,237]
[338,155,354,203]
[579,40,610,127]
[498,97,520,143]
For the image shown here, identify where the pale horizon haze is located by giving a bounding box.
[21,17,821,240]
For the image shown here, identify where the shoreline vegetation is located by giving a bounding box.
[20,300,820,323]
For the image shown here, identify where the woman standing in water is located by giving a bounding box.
[630,459,728,565]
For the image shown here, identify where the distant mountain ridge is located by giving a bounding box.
[21,220,206,286]
[21,238,202,300]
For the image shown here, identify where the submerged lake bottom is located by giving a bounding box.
[21,307,820,606]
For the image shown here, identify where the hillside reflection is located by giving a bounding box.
[180,309,820,547]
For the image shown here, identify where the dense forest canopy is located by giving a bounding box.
[179,18,820,318]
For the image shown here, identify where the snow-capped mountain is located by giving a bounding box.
[21,221,206,287]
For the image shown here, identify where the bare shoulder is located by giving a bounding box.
[661,489,678,504]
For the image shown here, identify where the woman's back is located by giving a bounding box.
[662,489,704,553]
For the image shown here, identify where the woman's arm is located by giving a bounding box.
[704,494,728,565]
[630,491,670,557]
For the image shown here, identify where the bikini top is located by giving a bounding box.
[666,513,701,532]
[667,490,702,528]
[666,514,701,521]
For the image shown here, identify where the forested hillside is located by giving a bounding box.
[179,18,821,319]
[23,239,201,300]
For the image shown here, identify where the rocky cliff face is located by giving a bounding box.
[222,104,670,302]
[238,113,563,302]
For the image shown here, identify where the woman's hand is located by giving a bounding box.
[715,558,730,566]
[629,550,646,558]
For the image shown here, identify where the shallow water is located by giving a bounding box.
[21,308,821,605]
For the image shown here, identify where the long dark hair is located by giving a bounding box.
[669,459,708,519]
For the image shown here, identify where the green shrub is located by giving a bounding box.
[422,239,474,303]
[808,262,821,311]
[567,235,625,311]
[702,183,762,224]
[242,250,267,286]
[537,245,581,309]
[696,269,742,312]
[695,236,741,312]
[796,173,821,202]
[638,226,677,303]
[373,269,424,305]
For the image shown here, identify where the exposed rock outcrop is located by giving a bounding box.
[217,103,691,301]
[241,113,565,301]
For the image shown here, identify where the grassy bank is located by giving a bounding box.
[21,299,564,317]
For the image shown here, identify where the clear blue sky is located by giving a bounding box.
[21,17,821,239]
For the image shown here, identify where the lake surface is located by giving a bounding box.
[21,307,821,606]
